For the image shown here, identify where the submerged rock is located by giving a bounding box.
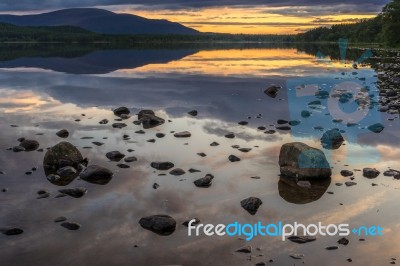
[58,187,87,198]
[112,123,127,129]
[56,129,69,138]
[279,142,331,179]
[43,142,86,186]
[264,85,281,98]
[80,165,113,185]
[174,131,191,138]
[194,174,214,188]
[228,155,241,162]
[169,168,186,176]
[113,107,130,116]
[363,168,380,178]
[139,214,176,236]
[106,151,125,162]
[151,162,174,170]
[61,222,81,230]
[288,236,316,244]
[138,110,165,129]
[368,123,384,133]
[1,227,24,236]
[19,139,39,151]
[188,110,198,116]
[240,197,263,215]
[340,170,354,177]
[321,129,344,150]
[236,245,252,253]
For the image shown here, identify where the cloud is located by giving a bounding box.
[0,0,389,13]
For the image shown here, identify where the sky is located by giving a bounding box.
[0,0,390,34]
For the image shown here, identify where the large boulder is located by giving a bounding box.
[43,142,86,186]
[279,142,331,179]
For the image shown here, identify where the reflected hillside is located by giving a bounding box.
[0,45,198,74]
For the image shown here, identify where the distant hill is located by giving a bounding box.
[0,8,198,35]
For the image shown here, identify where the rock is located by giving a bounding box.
[156,133,165,138]
[80,165,113,185]
[368,123,384,133]
[19,139,39,151]
[113,107,130,116]
[326,246,339,250]
[238,121,248,126]
[1,227,23,235]
[276,126,291,131]
[12,146,25,152]
[188,168,201,173]
[135,130,145,134]
[236,245,252,253]
[340,170,354,177]
[197,152,206,157]
[384,169,400,176]
[240,197,263,215]
[117,164,130,168]
[238,148,252,153]
[112,123,127,129]
[188,110,198,116]
[228,155,241,162]
[394,174,400,180]
[92,142,104,146]
[58,187,87,198]
[147,139,156,143]
[61,222,81,230]
[99,119,109,124]
[182,218,200,227]
[174,131,191,138]
[151,162,174,170]
[43,142,85,186]
[56,166,77,178]
[301,110,311,118]
[194,174,214,188]
[289,253,305,259]
[289,120,301,126]
[56,129,69,138]
[363,168,380,178]
[338,237,349,245]
[288,236,316,244]
[54,217,67,223]
[124,156,137,163]
[152,183,160,189]
[224,133,235,139]
[138,214,176,235]
[106,151,125,162]
[277,119,288,124]
[345,181,357,187]
[138,110,165,129]
[321,129,344,149]
[264,85,281,98]
[210,142,219,146]
[279,142,331,179]
[169,168,186,176]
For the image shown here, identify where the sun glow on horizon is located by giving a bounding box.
[109,6,377,34]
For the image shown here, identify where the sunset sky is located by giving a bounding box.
[0,0,390,34]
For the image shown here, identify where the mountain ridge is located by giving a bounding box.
[0,8,199,35]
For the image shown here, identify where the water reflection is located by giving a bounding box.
[278,176,331,204]
[0,45,399,266]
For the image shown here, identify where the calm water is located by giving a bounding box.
[0,46,399,266]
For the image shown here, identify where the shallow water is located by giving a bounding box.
[0,46,399,266]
